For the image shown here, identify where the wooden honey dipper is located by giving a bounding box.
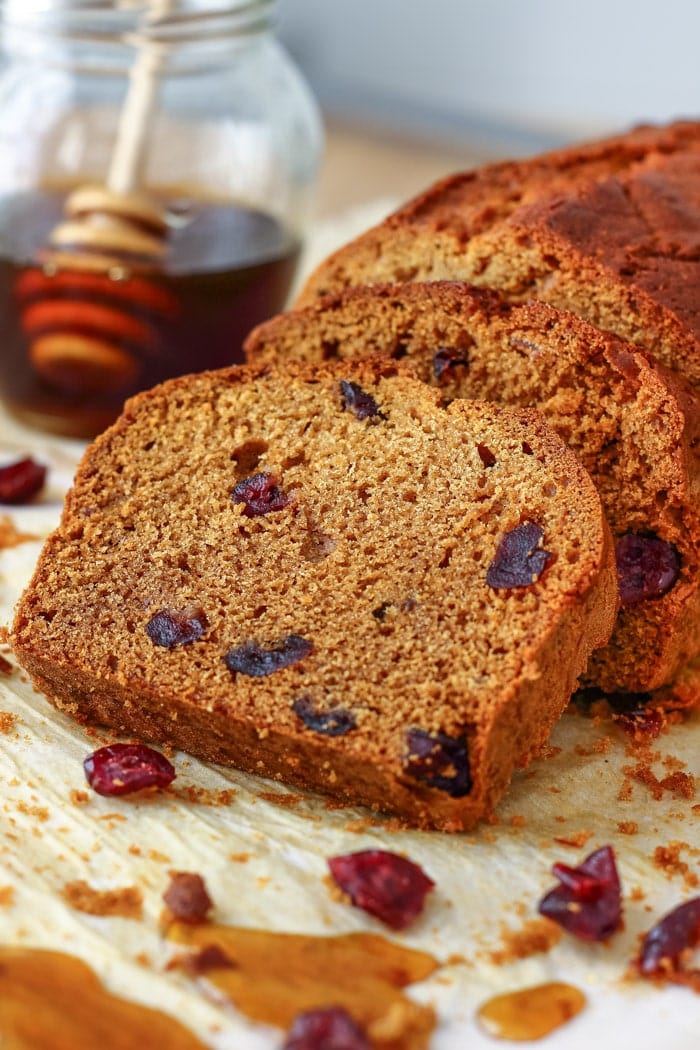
[18,1,178,397]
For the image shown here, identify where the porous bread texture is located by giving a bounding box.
[462,151,700,385]
[11,360,617,831]
[246,282,700,694]
[297,120,700,388]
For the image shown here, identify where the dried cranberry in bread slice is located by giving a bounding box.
[245,282,700,694]
[11,361,617,831]
[296,121,700,387]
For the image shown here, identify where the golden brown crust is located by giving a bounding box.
[296,120,700,387]
[12,361,616,830]
[246,281,700,692]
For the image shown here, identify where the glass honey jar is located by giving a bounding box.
[0,0,323,437]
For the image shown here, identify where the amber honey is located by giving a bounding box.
[476,981,586,1041]
[167,920,439,1050]
[0,190,300,437]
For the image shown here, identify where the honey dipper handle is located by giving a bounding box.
[107,3,173,197]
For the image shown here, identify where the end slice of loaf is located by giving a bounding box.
[296,121,700,388]
[11,360,617,830]
[245,281,700,694]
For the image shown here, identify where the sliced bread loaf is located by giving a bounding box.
[245,282,700,695]
[11,360,616,830]
[297,122,700,388]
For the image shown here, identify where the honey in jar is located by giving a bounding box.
[0,0,322,437]
[0,190,301,437]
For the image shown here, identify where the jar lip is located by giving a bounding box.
[0,1,276,42]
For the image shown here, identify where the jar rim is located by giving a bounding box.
[0,0,275,43]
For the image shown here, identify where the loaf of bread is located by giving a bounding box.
[245,282,700,696]
[11,360,617,830]
[297,121,700,389]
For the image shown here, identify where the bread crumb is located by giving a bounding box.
[69,789,89,805]
[486,918,562,965]
[652,842,700,889]
[176,785,237,807]
[509,815,527,828]
[663,754,687,772]
[257,790,306,809]
[229,852,252,863]
[0,711,17,734]
[622,762,696,801]
[148,850,171,864]
[17,801,49,822]
[575,735,614,756]
[324,873,351,906]
[0,885,15,908]
[61,879,143,919]
[553,830,593,848]
[533,744,562,760]
[617,821,638,835]
[660,771,696,799]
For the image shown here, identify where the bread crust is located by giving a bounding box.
[297,121,700,388]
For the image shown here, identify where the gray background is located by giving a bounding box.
[278,0,699,153]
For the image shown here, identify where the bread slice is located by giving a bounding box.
[296,122,700,388]
[11,360,617,831]
[245,282,700,694]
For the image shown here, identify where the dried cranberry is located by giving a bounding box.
[83,743,176,796]
[339,380,385,421]
[486,522,554,589]
[614,707,665,740]
[328,849,434,930]
[0,456,46,503]
[433,347,470,380]
[186,944,237,973]
[283,1006,370,1050]
[615,533,680,606]
[638,897,700,977]
[163,872,212,923]
[146,608,207,648]
[293,696,356,736]
[538,845,622,941]
[232,472,290,517]
[476,443,497,467]
[224,635,313,677]
[404,728,471,797]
